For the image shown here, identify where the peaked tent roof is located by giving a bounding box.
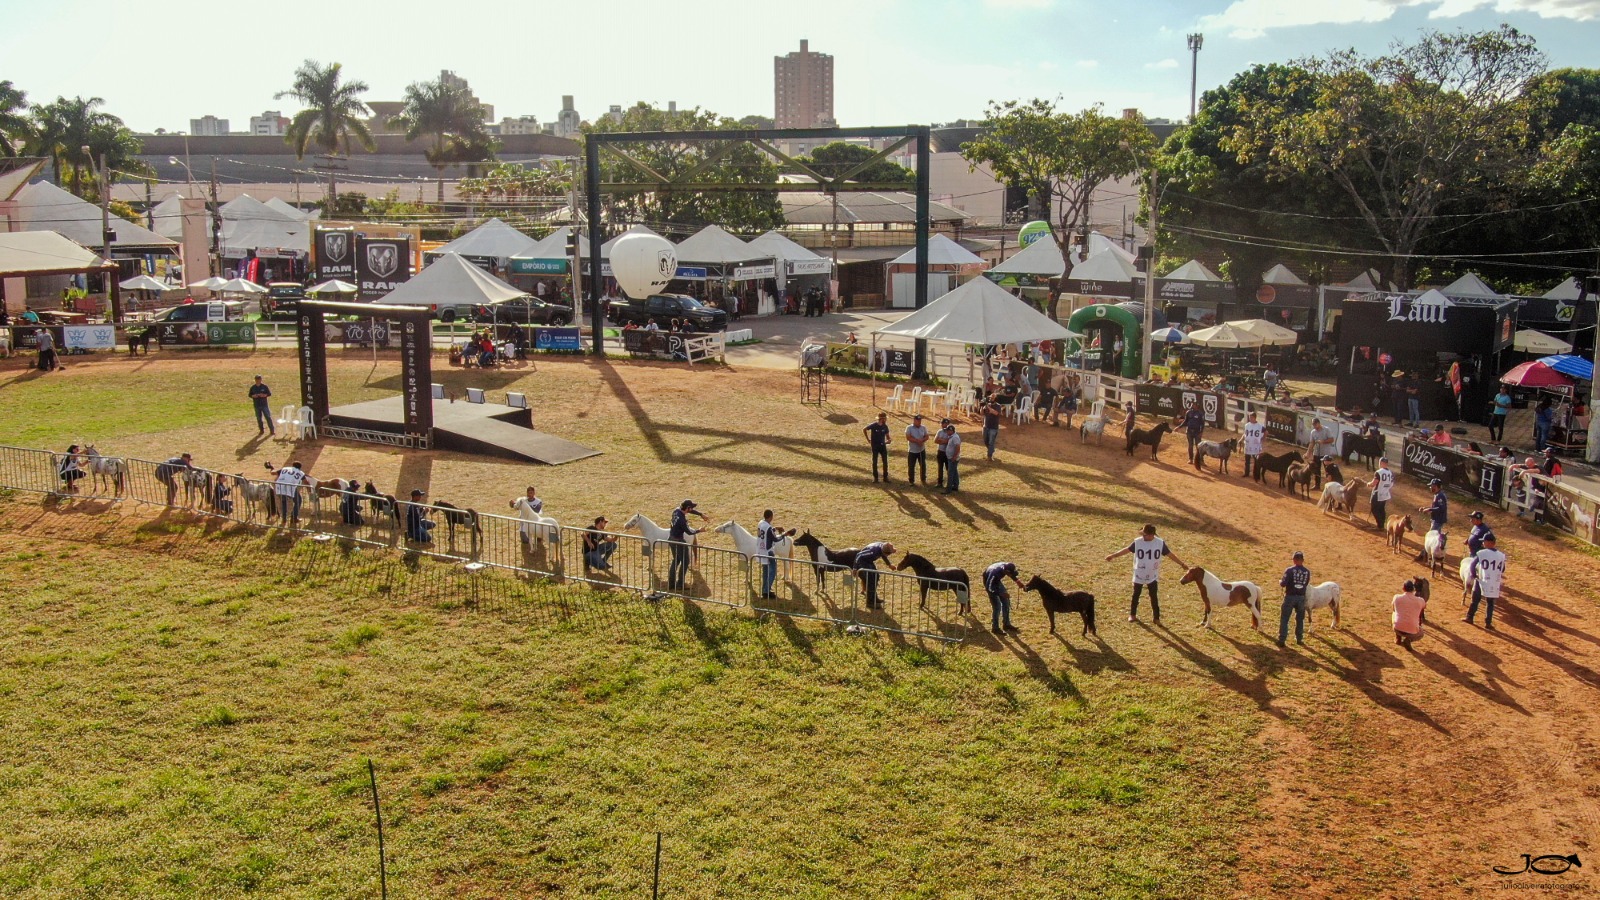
[889,233,985,266]
[0,230,113,276]
[871,276,1079,345]
[1543,277,1582,301]
[15,180,176,250]
[1165,259,1222,281]
[674,224,764,265]
[989,237,1066,277]
[1067,249,1138,283]
[432,218,542,259]
[1338,269,1385,291]
[1442,272,1501,299]
[747,230,827,263]
[1262,263,1307,285]
[219,194,310,254]
[0,158,46,201]
[379,252,529,307]
[1412,288,1456,307]
[149,193,212,241]
[600,224,664,257]
[264,197,317,221]
[519,225,592,259]
[1085,232,1135,262]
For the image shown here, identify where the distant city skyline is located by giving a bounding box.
[3,0,1597,136]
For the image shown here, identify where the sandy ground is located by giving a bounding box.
[5,347,1600,897]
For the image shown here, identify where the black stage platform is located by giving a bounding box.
[327,397,601,465]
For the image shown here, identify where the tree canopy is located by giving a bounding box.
[392,77,496,174]
[276,60,375,160]
[793,141,913,186]
[23,95,150,199]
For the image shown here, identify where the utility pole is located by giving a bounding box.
[569,158,583,318]
[208,158,222,277]
[1140,172,1159,380]
[93,151,121,322]
[1586,274,1600,464]
[1187,34,1204,123]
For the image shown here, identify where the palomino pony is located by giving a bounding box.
[713,520,794,581]
[893,552,970,612]
[1178,567,1262,629]
[622,512,697,559]
[790,530,860,592]
[82,445,126,496]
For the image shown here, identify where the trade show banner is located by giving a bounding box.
[533,327,582,351]
[324,320,397,347]
[825,342,869,371]
[207,322,256,346]
[1400,438,1507,504]
[8,326,63,350]
[155,322,256,347]
[314,228,357,281]
[511,258,568,275]
[1135,383,1223,427]
[355,236,412,300]
[63,325,116,350]
[871,348,914,376]
[399,319,431,437]
[621,329,698,358]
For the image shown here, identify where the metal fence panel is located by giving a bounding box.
[851,567,969,643]
[753,554,858,625]
[0,444,66,496]
[651,539,750,608]
[558,524,654,594]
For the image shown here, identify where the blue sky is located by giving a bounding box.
[3,0,1597,132]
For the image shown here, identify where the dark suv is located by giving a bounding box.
[607,293,728,331]
[474,297,573,326]
[263,283,306,320]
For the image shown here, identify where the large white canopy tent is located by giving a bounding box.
[430,217,542,262]
[869,276,1081,402]
[746,231,831,314]
[12,180,176,252]
[988,238,1067,278]
[378,252,528,309]
[674,224,765,266]
[888,233,985,267]
[218,194,310,255]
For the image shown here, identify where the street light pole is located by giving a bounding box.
[1187,34,1204,123]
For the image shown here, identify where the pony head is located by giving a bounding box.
[1179,566,1204,585]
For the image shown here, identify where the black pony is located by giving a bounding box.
[791,531,860,591]
[894,552,971,613]
[1125,422,1172,459]
[1253,450,1305,487]
[1022,575,1097,636]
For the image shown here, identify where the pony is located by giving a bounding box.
[1304,581,1343,632]
[1254,450,1304,487]
[233,474,276,523]
[1021,575,1096,636]
[180,467,210,509]
[127,329,152,355]
[1193,438,1238,474]
[1125,422,1171,459]
[1080,416,1105,444]
[893,552,970,613]
[622,512,697,558]
[1386,515,1414,554]
[1178,567,1262,630]
[1285,458,1323,498]
[1321,459,1345,489]
[433,501,482,545]
[1340,431,1384,470]
[520,512,561,553]
[1459,557,1477,606]
[1317,479,1361,515]
[1422,529,1448,578]
[714,520,794,582]
[362,482,402,527]
[82,444,126,496]
[790,530,860,592]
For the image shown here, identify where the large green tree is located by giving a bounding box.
[392,76,497,202]
[275,60,375,201]
[0,80,27,158]
[24,96,149,199]
[794,141,913,186]
[960,99,1153,261]
[1227,26,1551,288]
[584,104,783,234]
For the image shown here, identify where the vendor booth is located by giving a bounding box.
[985,238,1065,312]
[671,225,776,315]
[425,218,542,276]
[1065,301,1166,378]
[885,234,985,309]
[747,231,832,315]
[1335,290,1517,421]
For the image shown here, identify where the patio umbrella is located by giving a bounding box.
[216,278,268,294]
[1186,323,1264,349]
[1538,354,1594,381]
[1514,329,1573,354]
[1150,326,1189,343]
[119,275,168,292]
[306,279,359,295]
[1500,361,1575,388]
[1226,318,1298,346]
[188,276,227,291]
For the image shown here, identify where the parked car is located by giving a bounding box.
[607,293,728,331]
[473,297,574,326]
[128,301,247,336]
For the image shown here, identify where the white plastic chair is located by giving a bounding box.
[506,392,528,409]
[886,384,904,413]
[466,388,486,404]
[1011,395,1034,425]
[431,383,445,400]
[906,386,923,416]
[295,406,317,440]
[276,405,299,438]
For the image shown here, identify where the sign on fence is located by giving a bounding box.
[1400,438,1507,504]
[63,325,116,350]
[871,348,914,376]
[825,342,868,370]
[8,325,61,349]
[621,329,704,359]
[156,322,256,347]
[533,327,582,351]
[1135,383,1223,427]
[1540,481,1600,545]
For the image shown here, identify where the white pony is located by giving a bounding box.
[82,444,126,496]
[1178,566,1262,629]
[1459,557,1478,606]
[623,512,696,557]
[1304,581,1343,632]
[233,475,276,523]
[1423,529,1448,578]
[1317,479,1360,516]
[713,520,794,581]
[520,512,561,554]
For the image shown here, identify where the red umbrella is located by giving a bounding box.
[1500,360,1575,388]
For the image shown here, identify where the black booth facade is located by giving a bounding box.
[1335,296,1516,422]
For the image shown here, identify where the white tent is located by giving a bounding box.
[523,225,592,259]
[379,252,528,308]
[1338,269,1386,291]
[217,277,268,295]
[674,224,764,265]
[1261,263,1307,285]
[1186,323,1263,349]
[747,230,830,270]
[0,231,111,276]
[119,274,169,292]
[889,233,985,267]
[264,197,317,222]
[1226,318,1298,346]
[1165,259,1223,282]
[149,193,212,242]
[1067,249,1138,284]
[600,224,664,258]
[989,238,1066,277]
[13,180,175,250]
[431,218,542,261]
[1412,288,1456,308]
[1442,272,1501,299]
[1514,329,1573,354]
[1543,277,1583,301]
[219,194,309,255]
[1085,232,1134,263]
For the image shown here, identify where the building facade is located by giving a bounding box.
[775,40,834,129]
[249,111,288,136]
[189,116,229,136]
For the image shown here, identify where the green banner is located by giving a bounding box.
[510,258,568,275]
[207,322,256,345]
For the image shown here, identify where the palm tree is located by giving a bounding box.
[392,77,496,203]
[0,80,28,158]
[275,60,375,202]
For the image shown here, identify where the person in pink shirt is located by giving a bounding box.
[1392,579,1428,650]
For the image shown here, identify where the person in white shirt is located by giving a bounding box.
[756,508,795,600]
[1307,419,1335,464]
[1465,533,1506,630]
[1105,524,1191,623]
[270,461,308,524]
[1369,456,1395,529]
[1241,411,1265,479]
[508,486,545,547]
[904,414,930,485]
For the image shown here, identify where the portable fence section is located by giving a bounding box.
[653,540,751,609]
[753,556,858,626]
[558,525,654,594]
[852,567,969,643]
[0,445,73,497]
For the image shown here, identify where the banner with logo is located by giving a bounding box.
[298,308,328,418]
[8,326,63,350]
[1541,482,1600,545]
[621,329,700,358]
[155,322,256,347]
[399,318,431,437]
[825,342,869,371]
[733,263,776,281]
[533,327,582,351]
[511,258,568,275]
[355,236,412,300]
[314,228,356,281]
[787,259,832,276]
[1263,406,1299,446]
[323,320,397,347]
[871,347,914,376]
[63,325,116,350]
[1399,438,1506,504]
[1135,384,1223,428]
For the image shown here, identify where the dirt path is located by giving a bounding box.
[6,350,1599,896]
